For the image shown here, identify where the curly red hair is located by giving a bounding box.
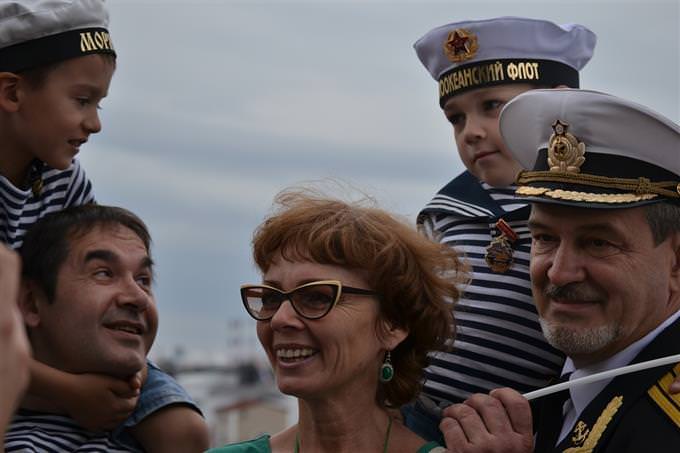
[251,187,465,407]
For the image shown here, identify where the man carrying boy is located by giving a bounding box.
[440,88,680,452]
[5,205,204,451]
[405,17,596,441]
[0,2,208,451]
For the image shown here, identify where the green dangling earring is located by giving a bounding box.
[379,351,394,383]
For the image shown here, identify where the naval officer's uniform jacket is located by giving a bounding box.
[533,317,680,452]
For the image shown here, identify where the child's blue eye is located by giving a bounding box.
[446,113,464,126]
[75,97,103,110]
[482,100,504,111]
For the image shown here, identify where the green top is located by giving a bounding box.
[206,434,270,453]
[207,434,445,453]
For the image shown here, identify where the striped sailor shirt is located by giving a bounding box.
[418,171,564,406]
[0,159,94,249]
[5,409,141,452]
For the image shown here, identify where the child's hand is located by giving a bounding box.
[29,359,147,432]
[60,371,142,432]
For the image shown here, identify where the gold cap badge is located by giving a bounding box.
[443,29,478,62]
[548,120,586,173]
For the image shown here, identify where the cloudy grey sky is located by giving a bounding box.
[80,0,680,362]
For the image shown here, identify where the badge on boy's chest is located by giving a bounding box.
[485,219,518,273]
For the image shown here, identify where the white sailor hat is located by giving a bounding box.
[413,17,596,107]
[0,0,115,73]
[500,88,680,208]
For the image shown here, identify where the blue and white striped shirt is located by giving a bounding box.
[5,409,141,452]
[0,159,94,249]
[418,172,564,405]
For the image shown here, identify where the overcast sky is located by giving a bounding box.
[80,0,680,363]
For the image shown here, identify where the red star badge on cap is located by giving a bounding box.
[444,28,478,62]
[448,31,469,55]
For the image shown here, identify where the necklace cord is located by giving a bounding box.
[294,417,393,453]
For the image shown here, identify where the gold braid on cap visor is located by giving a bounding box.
[516,171,680,204]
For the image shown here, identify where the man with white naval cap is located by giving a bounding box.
[439,88,680,453]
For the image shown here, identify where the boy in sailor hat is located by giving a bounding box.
[0,1,208,451]
[439,88,680,453]
[0,0,115,244]
[405,17,596,442]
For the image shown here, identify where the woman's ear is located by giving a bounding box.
[19,281,47,328]
[379,319,409,351]
[0,72,21,112]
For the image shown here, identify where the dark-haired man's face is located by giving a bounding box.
[27,224,158,378]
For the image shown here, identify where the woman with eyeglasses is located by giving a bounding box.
[209,188,464,453]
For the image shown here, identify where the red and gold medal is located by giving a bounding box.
[485,219,518,273]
